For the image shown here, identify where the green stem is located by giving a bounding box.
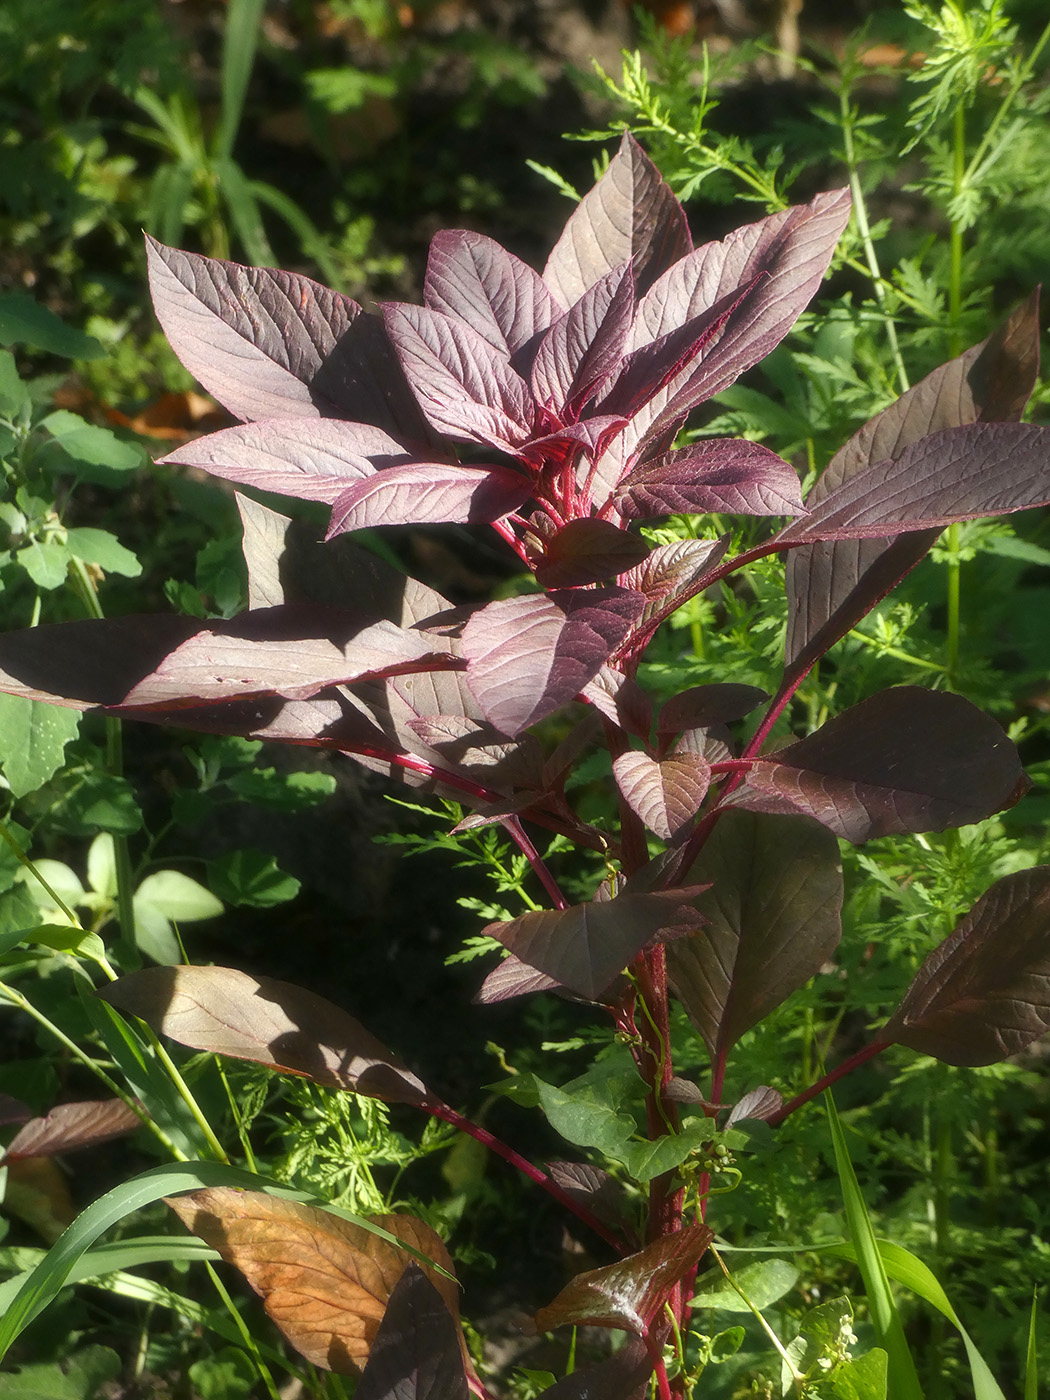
[962,15,1050,186]
[205,1261,283,1400]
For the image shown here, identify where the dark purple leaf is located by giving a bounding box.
[0,1096,31,1129]
[621,188,851,450]
[667,810,842,1058]
[524,414,630,469]
[0,1100,142,1165]
[326,464,532,537]
[146,239,429,438]
[882,866,1050,1066]
[725,1085,784,1127]
[530,262,635,417]
[775,421,1050,544]
[612,751,711,839]
[785,293,1041,676]
[545,1162,635,1239]
[98,965,434,1107]
[543,134,691,306]
[163,419,418,505]
[484,888,707,1000]
[534,1224,713,1334]
[382,303,534,451]
[664,1078,719,1109]
[729,687,1028,843]
[534,519,651,588]
[462,588,645,737]
[579,666,653,737]
[424,228,560,364]
[536,1340,651,1400]
[354,1265,469,1400]
[474,953,564,1003]
[616,439,805,519]
[619,536,730,635]
[405,715,543,791]
[657,684,767,734]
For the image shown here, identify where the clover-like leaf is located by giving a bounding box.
[167,1190,459,1374]
[881,866,1050,1065]
[98,965,434,1107]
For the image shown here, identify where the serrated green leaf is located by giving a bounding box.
[0,694,80,797]
[64,528,142,578]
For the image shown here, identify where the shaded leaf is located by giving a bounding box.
[167,1190,458,1374]
[534,519,651,588]
[616,439,805,519]
[530,262,635,416]
[97,966,433,1107]
[776,422,1050,544]
[657,684,767,735]
[543,134,691,306]
[354,1265,469,1400]
[327,463,531,537]
[545,1162,635,1239]
[535,1339,651,1400]
[425,229,559,363]
[1,1101,142,1166]
[484,888,707,1000]
[730,688,1027,843]
[882,866,1050,1066]
[579,666,653,737]
[462,588,644,737]
[535,1225,713,1334]
[474,953,563,1004]
[612,751,711,839]
[619,535,729,635]
[667,810,842,1058]
[785,294,1040,676]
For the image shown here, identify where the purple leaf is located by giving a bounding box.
[146,238,428,436]
[619,536,730,635]
[483,888,707,1000]
[474,954,565,1004]
[424,228,560,364]
[657,684,767,734]
[621,188,851,451]
[730,687,1028,843]
[1,1100,142,1166]
[784,294,1041,676]
[238,496,289,609]
[382,302,534,451]
[326,463,532,537]
[529,262,635,418]
[98,965,434,1107]
[534,519,651,588]
[462,588,645,737]
[579,666,653,737]
[881,866,1050,1066]
[546,1162,635,1239]
[616,439,805,519]
[612,751,711,839]
[543,134,691,306]
[667,810,842,1058]
[354,1265,469,1400]
[536,1340,651,1400]
[725,1085,784,1127]
[163,419,419,505]
[775,421,1050,544]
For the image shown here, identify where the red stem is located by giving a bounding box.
[501,814,567,910]
[644,1332,674,1400]
[427,1101,623,1250]
[766,1040,890,1126]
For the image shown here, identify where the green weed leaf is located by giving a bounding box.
[0,694,80,798]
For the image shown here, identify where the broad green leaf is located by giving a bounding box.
[16,538,70,591]
[61,773,143,836]
[87,834,117,900]
[620,1122,712,1183]
[133,870,223,922]
[535,1070,640,1159]
[0,351,30,420]
[189,1347,256,1400]
[831,1349,888,1400]
[64,529,142,579]
[690,1256,798,1313]
[0,694,80,798]
[38,411,143,474]
[20,857,86,913]
[227,767,336,809]
[0,924,103,960]
[205,849,300,907]
[0,1345,118,1399]
[0,297,104,359]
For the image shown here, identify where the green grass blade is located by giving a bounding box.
[825,1091,924,1400]
[1026,1289,1039,1400]
[213,157,275,266]
[248,179,342,286]
[215,0,265,160]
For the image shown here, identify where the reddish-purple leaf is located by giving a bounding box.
[462,588,645,737]
[580,666,653,737]
[382,302,535,451]
[616,439,805,519]
[622,188,851,449]
[730,688,1027,843]
[0,1100,142,1166]
[163,419,418,505]
[725,1085,784,1127]
[612,751,711,839]
[354,1265,470,1400]
[543,134,691,306]
[535,1341,651,1400]
[483,888,707,1000]
[238,496,290,609]
[474,953,564,1004]
[784,294,1041,676]
[881,866,1050,1066]
[667,810,842,1058]
[405,715,543,792]
[776,421,1050,544]
[424,228,560,364]
[146,239,428,437]
[619,536,729,635]
[545,1162,635,1239]
[534,1224,713,1334]
[98,965,434,1107]
[534,519,651,588]
[0,1096,31,1129]
[530,262,635,417]
[326,464,532,537]
[657,684,767,735]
